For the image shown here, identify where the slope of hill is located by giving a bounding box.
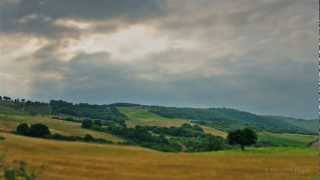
[257,132,316,147]
[118,107,227,137]
[144,106,315,134]
[265,116,318,133]
[0,133,317,180]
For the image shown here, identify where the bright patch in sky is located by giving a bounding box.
[65,25,170,61]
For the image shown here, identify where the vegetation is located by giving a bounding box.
[3,161,40,180]
[16,123,50,138]
[0,96,317,179]
[0,96,316,135]
[15,123,111,144]
[81,119,93,129]
[50,100,127,123]
[146,106,315,134]
[50,133,112,144]
[118,106,227,137]
[0,114,122,142]
[85,123,227,152]
[0,133,317,180]
[257,132,316,147]
[227,128,257,150]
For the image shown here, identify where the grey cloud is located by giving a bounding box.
[0,0,316,118]
[0,0,166,38]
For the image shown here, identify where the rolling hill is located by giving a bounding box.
[143,105,316,134]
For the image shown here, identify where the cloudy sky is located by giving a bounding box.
[0,0,317,118]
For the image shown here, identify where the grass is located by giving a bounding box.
[0,114,123,142]
[258,132,316,147]
[119,107,189,127]
[0,132,318,180]
[118,107,227,137]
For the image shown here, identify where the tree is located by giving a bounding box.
[28,124,51,138]
[227,128,257,150]
[84,134,94,142]
[94,120,102,127]
[16,123,30,135]
[81,119,93,129]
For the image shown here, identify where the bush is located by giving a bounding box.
[81,119,93,129]
[16,123,50,138]
[16,123,30,135]
[50,133,112,144]
[84,134,94,142]
[4,161,41,180]
[28,124,51,138]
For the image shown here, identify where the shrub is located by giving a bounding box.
[28,124,51,138]
[84,134,94,142]
[81,119,93,129]
[16,123,30,135]
[4,161,40,180]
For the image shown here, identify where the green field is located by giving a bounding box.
[118,107,190,127]
[258,132,316,147]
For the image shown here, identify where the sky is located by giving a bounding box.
[0,0,317,118]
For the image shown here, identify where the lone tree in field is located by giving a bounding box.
[227,128,257,150]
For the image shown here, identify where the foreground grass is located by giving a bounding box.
[0,132,318,180]
[0,114,123,142]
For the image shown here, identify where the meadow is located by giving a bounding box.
[0,133,318,180]
[0,104,317,179]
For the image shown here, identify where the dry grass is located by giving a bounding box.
[0,132,317,180]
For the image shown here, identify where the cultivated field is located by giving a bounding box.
[0,133,318,180]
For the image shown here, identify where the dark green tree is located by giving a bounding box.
[227,128,257,150]
[84,134,94,142]
[28,124,51,138]
[94,120,102,127]
[16,123,30,135]
[81,119,93,129]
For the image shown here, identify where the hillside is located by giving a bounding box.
[0,97,315,135]
[0,97,316,151]
[0,133,317,180]
[265,116,318,133]
[118,107,227,137]
[144,106,316,134]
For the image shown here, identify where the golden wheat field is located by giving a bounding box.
[0,132,318,180]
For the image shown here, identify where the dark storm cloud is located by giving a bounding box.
[0,0,166,37]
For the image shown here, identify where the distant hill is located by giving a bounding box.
[142,106,316,134]
[0,96,316,135]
